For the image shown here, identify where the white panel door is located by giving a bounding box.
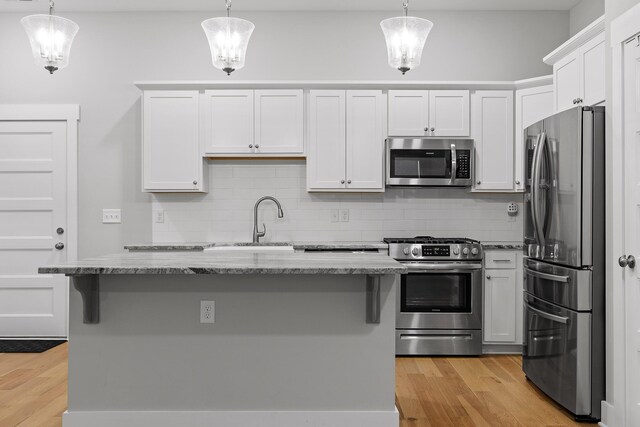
[623,37,640,426]
[0,121,68,337]
[554,50,581,112]
[254,90,304,154]
[203,90,254,154]
[429,90,470,136]
[472,91,515,191]
[484,269,517,343]
[307,91,346,190]
[345,91,385,190]
[580,32,606,107]
[515,85,554,192]
[387,90,429,136]
[142,91,204,192]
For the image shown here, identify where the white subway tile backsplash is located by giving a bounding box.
[152,162,524,243]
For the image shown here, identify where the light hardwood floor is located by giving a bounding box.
[0,344,584,427]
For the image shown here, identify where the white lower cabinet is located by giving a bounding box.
[307,90,385,192]
[472,90,515,192]
[483,250,523,347]
[142,90,207,193]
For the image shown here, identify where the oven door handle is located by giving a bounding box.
[402,262,482,272]
[524,302,569,324]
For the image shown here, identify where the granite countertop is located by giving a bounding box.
[481,242,524,250]
[124,241,389,251]
[38,251,406,276]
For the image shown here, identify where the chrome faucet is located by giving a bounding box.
[253,196,284,243]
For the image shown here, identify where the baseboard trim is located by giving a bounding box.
[482,344,523,354]
[599,400,614,427]
[63,409,400,427]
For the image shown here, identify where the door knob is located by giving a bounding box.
[55,242,65,250]
[56,227,64,235]
[619,255,636,268]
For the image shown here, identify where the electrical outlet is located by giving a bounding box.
[339,209,350,222]
[154,210,165,223]
[507,202,519,217]
[330,209,339,223]
[200,300,215,324]
[102,209,121,224]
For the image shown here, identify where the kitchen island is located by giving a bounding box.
[39,250,405,427]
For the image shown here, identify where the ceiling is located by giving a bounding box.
[0,0,583,12]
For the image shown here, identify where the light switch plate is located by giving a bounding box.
[102,209,122,224]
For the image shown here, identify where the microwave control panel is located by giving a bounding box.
[422,245,450,257]
[455,150,471,179]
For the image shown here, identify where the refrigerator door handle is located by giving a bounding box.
[525,302,570,324]
[531,132,547,247]
[524,266,571,283]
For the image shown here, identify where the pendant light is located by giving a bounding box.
[21,0,79,74]
[380,0,433,75]
[202,0,255,75]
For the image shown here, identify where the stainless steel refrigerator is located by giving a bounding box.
[523,106,605,422]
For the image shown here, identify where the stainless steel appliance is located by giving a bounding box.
[523,106,605,422]
[385,236,483,356]
[385,138,473,187]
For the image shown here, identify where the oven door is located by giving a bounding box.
[522,293,592,417]
[396,262,482,330]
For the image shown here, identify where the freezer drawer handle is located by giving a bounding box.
[400,334,473,340]
[525,302,569,324]
[524,267,570,283]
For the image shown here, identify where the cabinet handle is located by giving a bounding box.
[424,127,429,132]
[430,127,435,132]
[340,179,345,184]
[347,179,352,184]
[193,180,198,185]
[249,144,253,148]
[576,98,583,104]
[572,99,577,104]
[515,180,521,185]
[486,275,491,280]
[477,181,481,185]
[255,144,260,148]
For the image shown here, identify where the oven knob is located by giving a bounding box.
[411,247,420,256]
[453,248,460,255]
[462,248,469,256]
[403,248,410,256]
[471,248,479,256]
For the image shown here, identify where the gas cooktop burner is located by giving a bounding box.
[383,236,480,245]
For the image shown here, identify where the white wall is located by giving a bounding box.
[569,0,605,36]
[152,161,524,243]
[0,10,568,256]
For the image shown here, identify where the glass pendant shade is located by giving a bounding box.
[380,16,433,75]
[21,14,79,74]
[202,17,254,75]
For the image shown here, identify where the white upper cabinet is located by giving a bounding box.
[472,90,515,192]
[515,82,554,192]
[203,89,304,156]
[545,17,605,112]
[308,90,385,192]
[346,91,385,190]
[428,90,470,136]
[203,90,254,154]
[254,90,304,154]
[142,90,206,193]
[388,90,469,137]
[307,91,346,190]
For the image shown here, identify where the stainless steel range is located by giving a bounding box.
[385,236,483,356]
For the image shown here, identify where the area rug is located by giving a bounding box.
[0,340,66,353]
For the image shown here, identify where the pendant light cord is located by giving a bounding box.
[403,0,408,17]
[226,0,231,18]
[49,0,55,15]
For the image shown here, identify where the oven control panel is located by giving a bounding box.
[422,245,450,257]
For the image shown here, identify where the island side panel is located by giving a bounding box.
[66,274,397,414]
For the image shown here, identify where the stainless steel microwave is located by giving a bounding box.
[385,138,474,187]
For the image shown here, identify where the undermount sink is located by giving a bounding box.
[204,244,294,253]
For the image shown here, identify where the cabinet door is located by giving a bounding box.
[515,85,554,192]
[484,269,517,343]
[307,91,346,190]
[203,90,254,154]
[346,91,385,191]
[553,50,581,113]
[429,90,470,136]
[387,90,429,136]
[142,90,205,192]
[255,90,304,154]
[472,91,515,191]
[580,32,605,107]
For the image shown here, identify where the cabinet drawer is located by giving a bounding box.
[484,252,516,269]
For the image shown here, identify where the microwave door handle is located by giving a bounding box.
[450,144,457,184]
